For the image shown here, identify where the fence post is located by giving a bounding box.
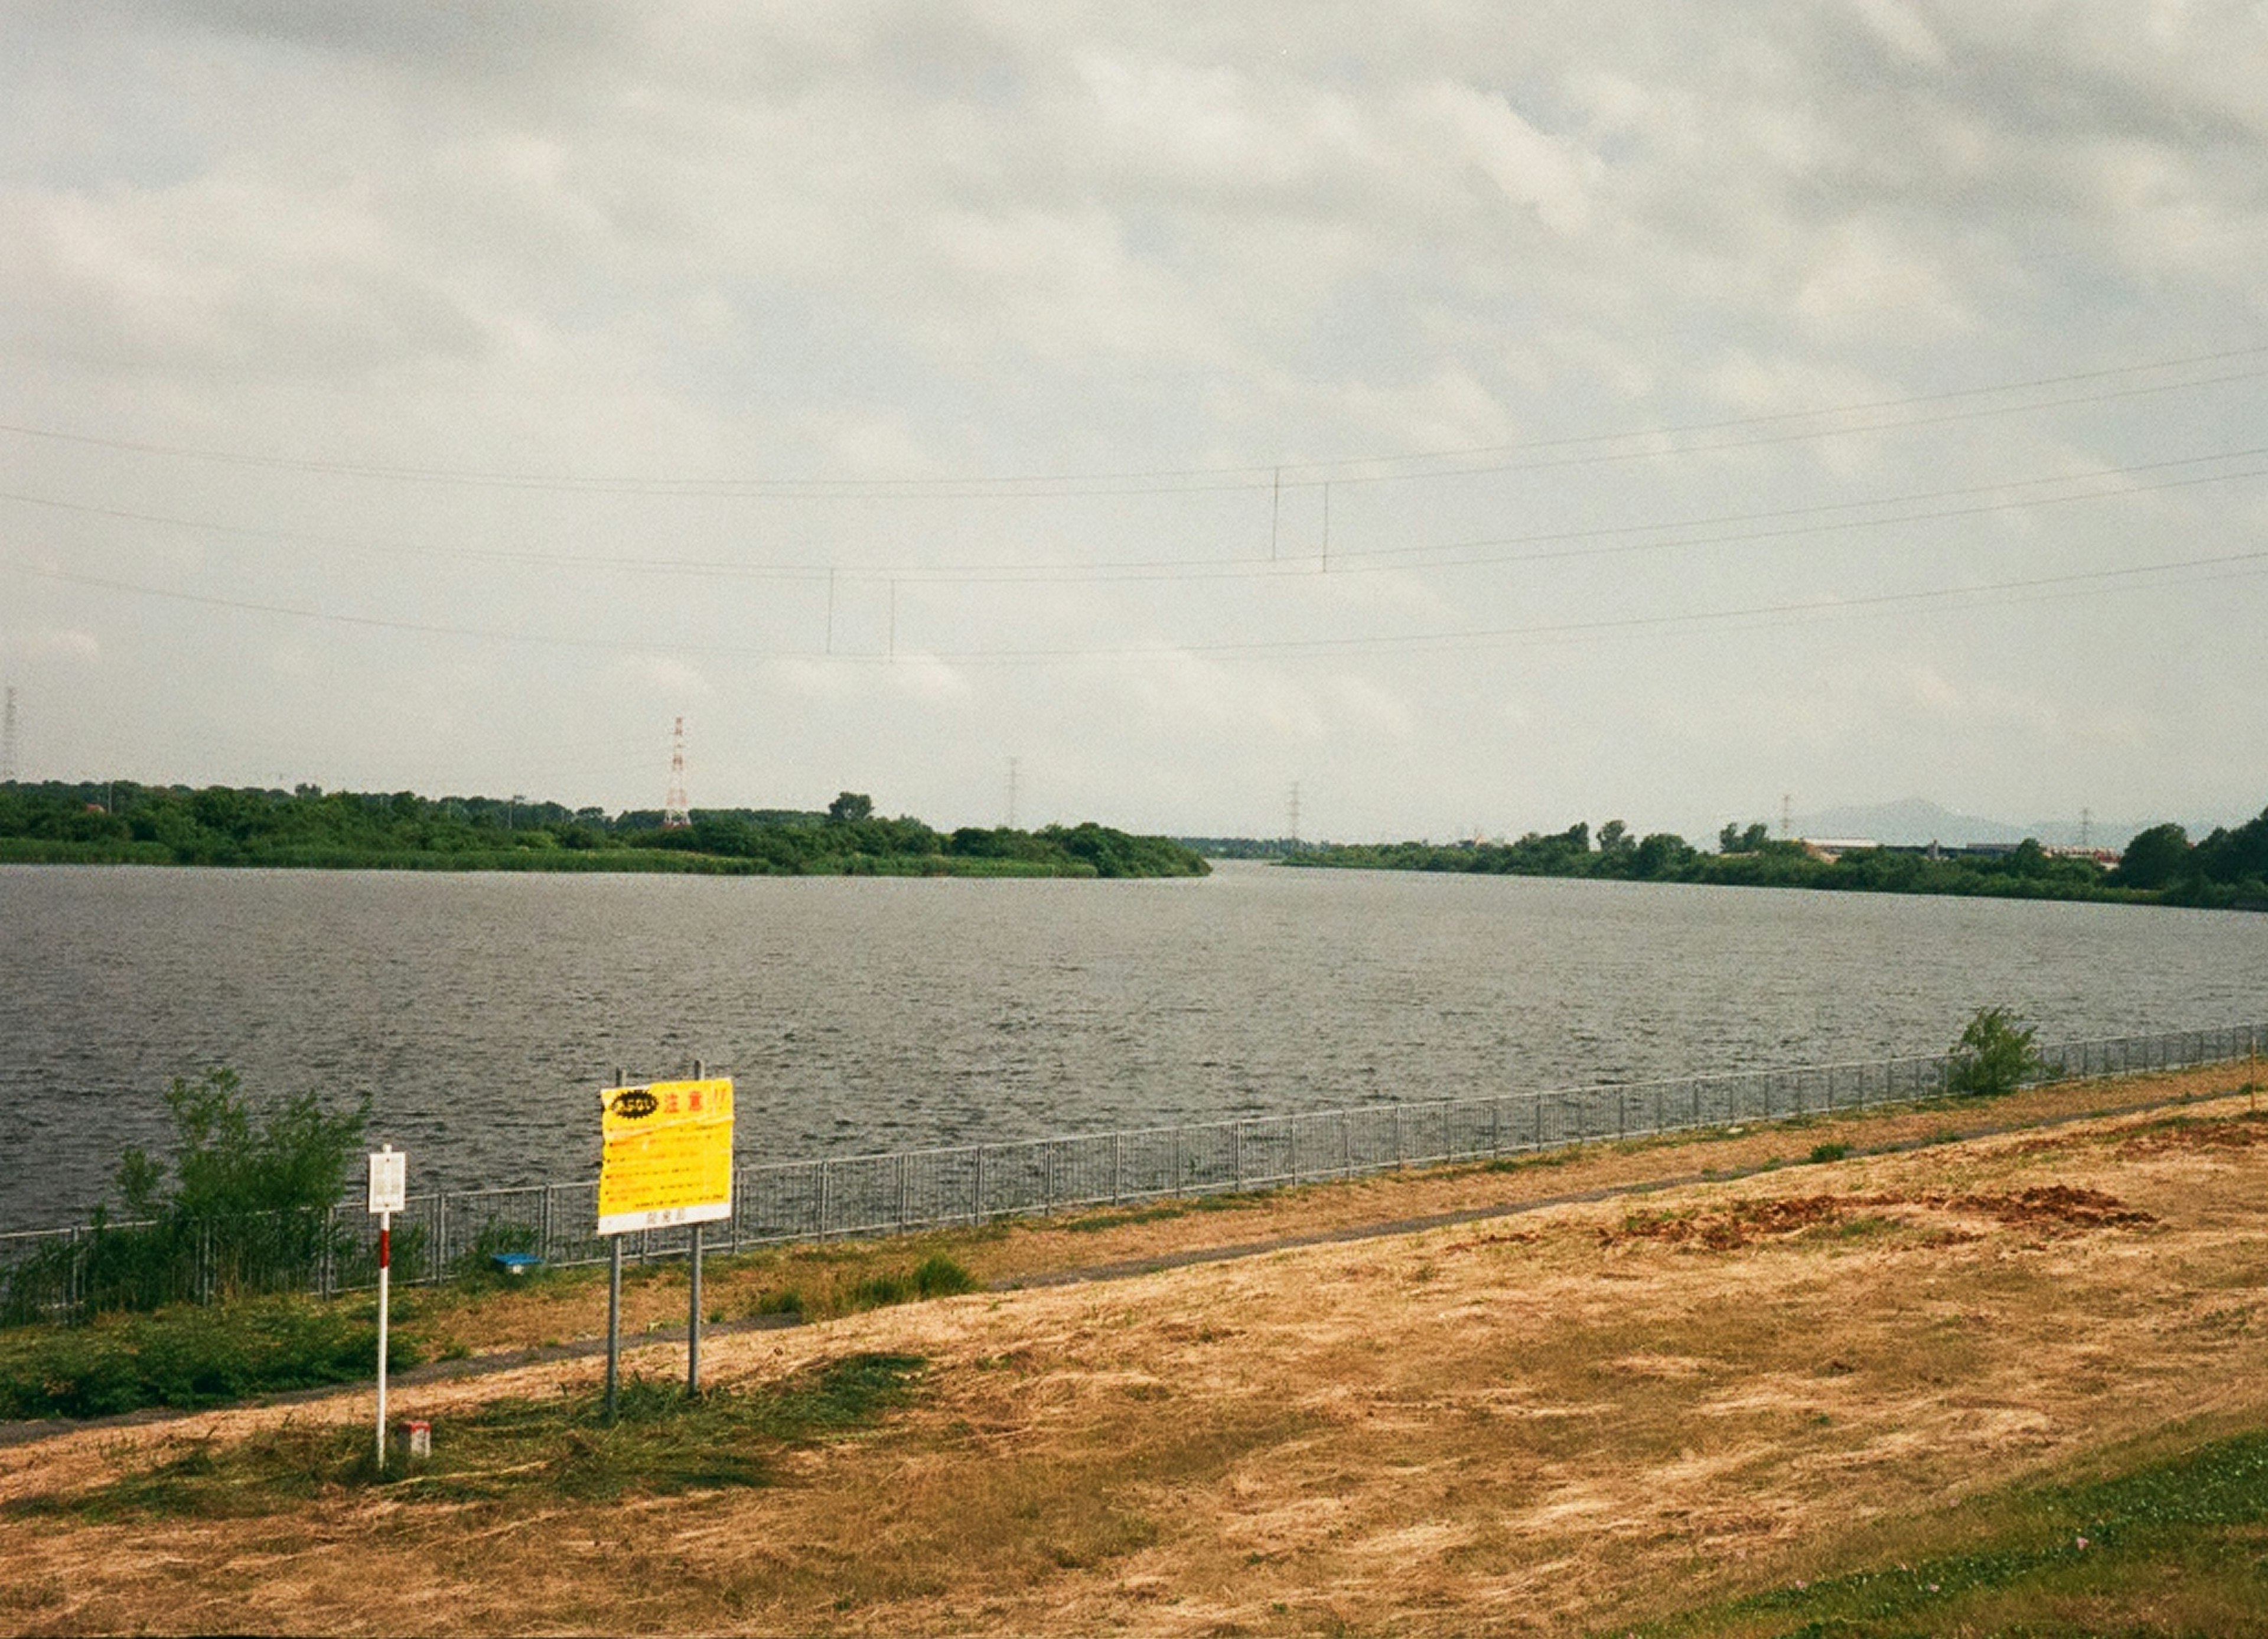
[1393,1106,1404,1168]
[1341,1110,1351,1177]
[897,1154,908,1233]
[1112,1133,1123,1204]
[1233,1123,1244,1191]
[975,1146,986,1223]
[819,1159,831,1240]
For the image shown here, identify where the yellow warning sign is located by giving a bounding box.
[597,1078,734,1235]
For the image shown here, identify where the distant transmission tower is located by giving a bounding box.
[1005,757,1020,829]
[0,687,16,784]
[1781,792,1793,840]
[2080,806,2093,849]
[1287,781,1302,849]
[663,718,690,828]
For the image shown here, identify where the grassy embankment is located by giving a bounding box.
[6,1061,2268,1634]
[4,1060,2228,1423]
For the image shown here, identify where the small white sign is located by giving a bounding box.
[367,1146,406,1215]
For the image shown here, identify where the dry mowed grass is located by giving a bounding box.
[4,1068,2266,1635]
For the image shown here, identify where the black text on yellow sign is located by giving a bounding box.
[597,1077,734,1234]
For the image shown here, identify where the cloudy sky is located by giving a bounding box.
[3,1,2264,843]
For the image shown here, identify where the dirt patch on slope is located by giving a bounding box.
[1599,1185,2155,1251]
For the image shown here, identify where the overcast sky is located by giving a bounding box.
[2,1,2263,843]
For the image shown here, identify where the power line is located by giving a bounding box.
[0,344,2261,498]
[5,443,2264,588]
[6,535,2263,665]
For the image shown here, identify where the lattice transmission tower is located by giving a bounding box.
[663,717,690,828]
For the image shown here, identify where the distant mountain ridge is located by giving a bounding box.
[1789,798,2145,850]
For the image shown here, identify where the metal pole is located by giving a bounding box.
[688,1061,705,1396]
[605,1235,623,1423]
[687,1223,703,1397]
[376,1209,392,1471]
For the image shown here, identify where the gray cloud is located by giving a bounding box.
[1,2,2263,840]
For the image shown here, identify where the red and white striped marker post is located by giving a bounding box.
[367,1145,406,1470]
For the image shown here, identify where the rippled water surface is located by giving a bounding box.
[3,861,2264,1227]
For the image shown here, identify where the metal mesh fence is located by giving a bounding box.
[5,1019,2260,1322]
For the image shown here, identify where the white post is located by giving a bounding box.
[367,1143,406,1474]
[376,1207,391,1471]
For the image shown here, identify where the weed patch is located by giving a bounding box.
[0,1296,422,1419]
[846,1254,978,1312]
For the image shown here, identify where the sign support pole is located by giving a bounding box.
[376,1207,390,1471]
[605,1236,622,1423]
[687,1223,703,1396]
[366,1143,405,1474]
[605,1066,623,1424]
[687,1060,705,1397]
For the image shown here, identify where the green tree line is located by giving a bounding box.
[1282,806,2268,910]
[0,781,1208,880]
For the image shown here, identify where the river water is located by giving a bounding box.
[2,861,2263,1229]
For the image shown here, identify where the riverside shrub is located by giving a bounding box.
[1948,1007,2045,1097]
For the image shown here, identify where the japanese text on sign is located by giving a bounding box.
[597,1078,734,1235]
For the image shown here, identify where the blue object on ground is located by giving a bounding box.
[490,1251,543,1276]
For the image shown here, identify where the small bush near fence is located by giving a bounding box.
[1,1070,369,1324]
[1949,1007,2048,1098]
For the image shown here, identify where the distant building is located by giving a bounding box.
[1797,837,1881,863]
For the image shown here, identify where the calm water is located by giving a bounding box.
[2,861,2264,1229]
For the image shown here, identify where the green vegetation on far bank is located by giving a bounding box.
[1282,806,2268,911]
[0,780,1208,879]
